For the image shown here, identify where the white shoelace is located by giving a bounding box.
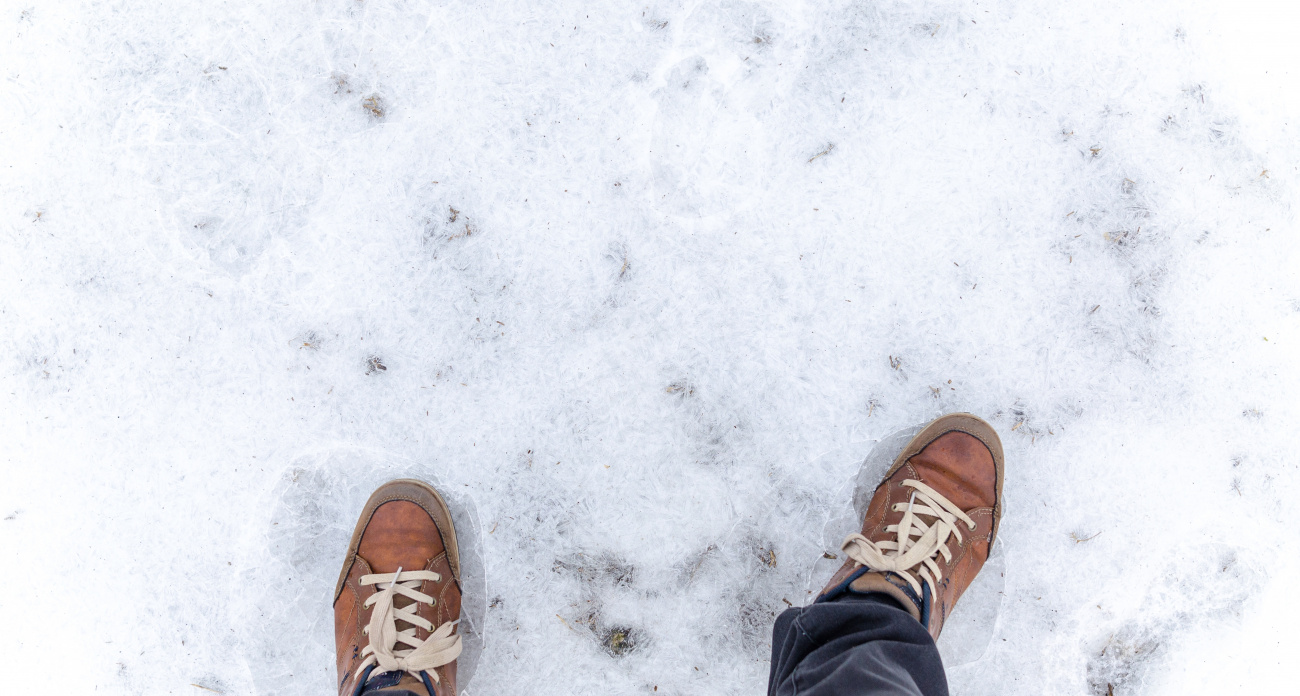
[354,568,462,686]
[841,479,977,598]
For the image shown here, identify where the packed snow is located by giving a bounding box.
[2,1,1297,694]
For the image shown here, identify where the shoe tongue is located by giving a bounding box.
[361,672,431,696]
[365,576,426,682]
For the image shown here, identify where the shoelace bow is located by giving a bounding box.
[841,479,977,598]
[355,568,462,685]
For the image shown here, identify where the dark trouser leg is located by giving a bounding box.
[767,594,948,696]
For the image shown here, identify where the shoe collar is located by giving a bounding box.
[818,565,930,626]
[353,665,438,696]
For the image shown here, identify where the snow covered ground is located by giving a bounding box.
[3,1,1298,694]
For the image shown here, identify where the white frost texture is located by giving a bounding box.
[2,1,1298,694]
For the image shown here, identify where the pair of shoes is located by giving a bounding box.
[332,413,1004,694]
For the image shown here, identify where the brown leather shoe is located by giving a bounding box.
[334,480,464,696]
[819,413,1004,640]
